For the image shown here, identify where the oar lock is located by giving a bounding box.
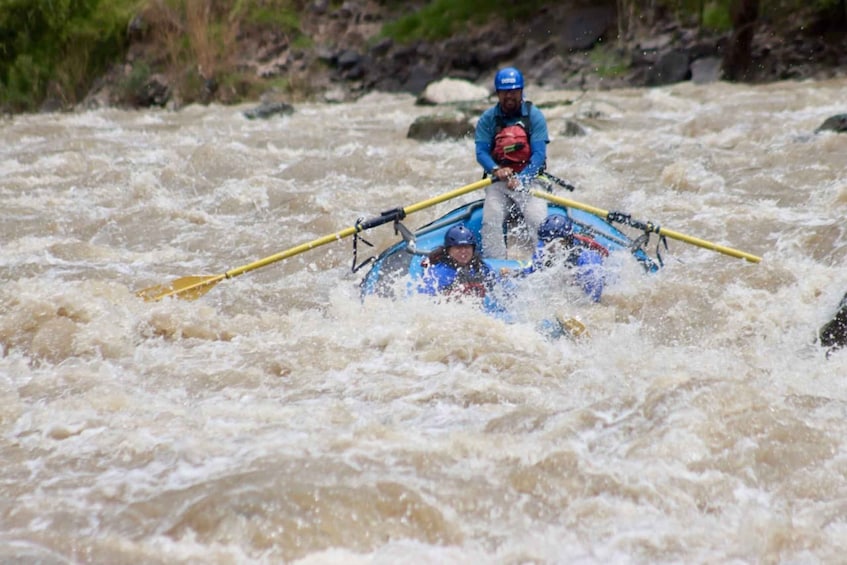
[603,211,667,267]
[351,208,418,273]
[605,211,659,234]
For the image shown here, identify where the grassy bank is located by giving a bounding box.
[1,0,843,113]
[0,0,309,113]
[0,0,139,113]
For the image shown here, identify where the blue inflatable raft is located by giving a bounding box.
[358,197,660,299]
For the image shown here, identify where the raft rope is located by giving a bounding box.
[352,215,419,273]
[351,217,375,273]
[604,211,669,268]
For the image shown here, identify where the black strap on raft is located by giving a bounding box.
[629,231,668,268]
[538,172,576,192]
[351,207,408,273]
[351,218,375,273]
[605,211,669,268]
[654,235,668,267]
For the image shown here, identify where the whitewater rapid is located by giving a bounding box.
[2,78,846,564]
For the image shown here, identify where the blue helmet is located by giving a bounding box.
[538,214,574,242]
[444,224,476,247]
[494,67,524,91]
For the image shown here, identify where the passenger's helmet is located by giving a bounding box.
[494,67,524,91]
[538,214,574,242]
[444,224,476,247]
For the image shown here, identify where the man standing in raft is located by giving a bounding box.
[475,66,550,259]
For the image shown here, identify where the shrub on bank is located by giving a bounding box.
[0,0,137,113]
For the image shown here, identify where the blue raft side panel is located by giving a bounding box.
[359,199,658,298]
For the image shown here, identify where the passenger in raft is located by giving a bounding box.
[524,214,607,303]
[418,224,507,315]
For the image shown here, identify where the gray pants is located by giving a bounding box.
[481,180,549,259]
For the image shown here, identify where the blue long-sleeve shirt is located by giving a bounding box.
[475,100,549,184]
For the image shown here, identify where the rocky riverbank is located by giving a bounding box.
[82,0,847,111]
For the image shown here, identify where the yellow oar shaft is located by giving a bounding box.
[138,178,493,301]
[532,190,762,264]
[533,191,609,218]
[652,226,761,263]
[225,226,358,279]
[225,178,492,279]
[402,177,491,215]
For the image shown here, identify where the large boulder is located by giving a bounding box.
[556,4,617,50]
[816,114,847,133]
[243,101,294,120]
[690,56,723,84]
[416,78,490,105]
[820,292,847,356]
[645,50,691,86]
[407,114,475,141]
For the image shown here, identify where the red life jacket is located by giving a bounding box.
[573,234,610,257]
[493,124,531,172]
[492,102,533,172]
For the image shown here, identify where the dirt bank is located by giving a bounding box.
[83,0,847,110]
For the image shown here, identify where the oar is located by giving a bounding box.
[136,178,493,302]
[532,190,762,263]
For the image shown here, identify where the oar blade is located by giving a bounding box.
[135,274,225,302]
[556,314,590,341]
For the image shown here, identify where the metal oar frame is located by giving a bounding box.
[604,211,669,268]
[351,207,420,273]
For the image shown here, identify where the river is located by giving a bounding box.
[2,78,846,564]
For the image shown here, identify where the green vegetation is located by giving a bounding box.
[243,0,302,32]
[701,2,732,32]
[1,0,844,113]
[0,0,140,113]
[380,0,549,43]
[619,0,845,34]
[0,0,311,113]
[589,43,630,78]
